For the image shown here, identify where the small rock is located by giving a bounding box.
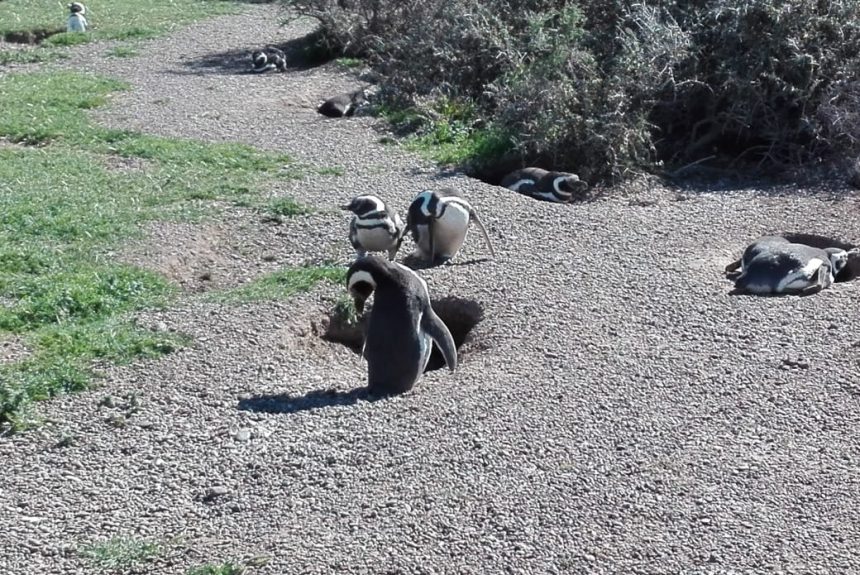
[234,428,252,442]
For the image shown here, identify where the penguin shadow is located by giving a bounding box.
[176,30,335,75]
[400,253,492,270]
[237,387,382,415]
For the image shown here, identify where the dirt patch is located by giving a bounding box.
[0,335,30,365]
[318,296,484,372]
[118,221,241,292]
[3,27,64,45]
[101,154,152,173]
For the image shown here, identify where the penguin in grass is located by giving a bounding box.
[318,89,367,118]
[730,235,856,295]
[346,256,457,395]
[67,2,88,33]
[341,195,405,261]
[406,188,495,265]
[500,167,586,203]
[251,47,287,73]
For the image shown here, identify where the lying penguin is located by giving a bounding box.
[318,89,367,118]
[251,47,287,73]
[406,188,495,265]
[730,235,856,295]
[500,167,586,203]
[341,194,405,261]
[67,2,88,33]
[346,256,457,395]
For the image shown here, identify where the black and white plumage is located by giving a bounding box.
[346,256,457,395]
[406,188,495,264]
[731,235,854,295]
[500,167,586,203]
[318,89,367,118]
[341,195,405,261]
[67,2,88,33]
[251,47,287,73]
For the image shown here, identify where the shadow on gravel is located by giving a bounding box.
[401,254,492,270]
[178,30,335,75]
[238,387,378,415]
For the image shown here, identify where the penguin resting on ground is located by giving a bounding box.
[251,47,287,73]
[67,2,88,33]
[341,194,405,261]
[731,236,855,295]
[500,167,586,203]
[318,89,367,118]
[406,188,495,265]
[346,256,457,395]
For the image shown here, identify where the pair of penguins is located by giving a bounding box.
[342,189,495,396]
[67,2,87,33]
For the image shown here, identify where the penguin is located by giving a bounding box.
[341,195,405,261]
[500,167,586,203]
[67,2,88,33]
[318,89,367,118]
[346,255,457,395]
[725,235,789,278]
[251,47,287,73]
[406,188,495,264]
[732,237,853,295]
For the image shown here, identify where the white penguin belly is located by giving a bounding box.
[356,227,396,252]
[430,206,470,258]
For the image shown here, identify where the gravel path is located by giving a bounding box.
[2,5,860,574]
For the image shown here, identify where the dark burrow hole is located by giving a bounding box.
[321,297,484,372]
[3,28,65,44]
[778,232,859,282]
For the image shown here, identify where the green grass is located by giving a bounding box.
[105,45,138,58]
[0,71,304,429]
[211,265,346,303]
[188,562,247,575]
[335,57,363,69]
[0,47,68,65]
[266,196,313,218]
[0,0,242,46]
[80,537,162,571]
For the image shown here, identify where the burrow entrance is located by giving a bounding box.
[3,28,65,45]
[778,232,859,282]
[320,297,484,372]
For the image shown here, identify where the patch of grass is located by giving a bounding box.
[44,32,90,46]
[335,57,363,69]
[80,537,162,571]
[0,0,242,46]
[316,166,344,176]
[0,47,68,65]
[265,196,313,218]
[188,562,247,575]
[0,70,305,428]
[105,45,138,58]
[211,265,346,303]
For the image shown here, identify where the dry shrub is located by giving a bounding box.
[286,0,860,181]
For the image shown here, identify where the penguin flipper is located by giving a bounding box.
[422,311,457,372]
[469,209,496,259]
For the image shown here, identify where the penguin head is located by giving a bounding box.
[346,255,393,314]
[550,172,586,201]
[825,247,851,276]
[69,2,86,14]
[341,195,385,217]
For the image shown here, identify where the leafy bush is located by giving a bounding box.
[286,0,860,181]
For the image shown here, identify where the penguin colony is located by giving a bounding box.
[67,2,88,33]
[240,66,858,392]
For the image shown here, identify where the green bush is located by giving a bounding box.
[287,0,860,180]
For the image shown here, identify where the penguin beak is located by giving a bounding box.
[340,204,351,211]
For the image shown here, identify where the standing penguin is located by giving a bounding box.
[732,236,853,295]
[406,188,495,264]
[341,195,405,261]
[346,256,457,395]
[67,2,88,33]
[500,167,586,203]
[317,89,367,118]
